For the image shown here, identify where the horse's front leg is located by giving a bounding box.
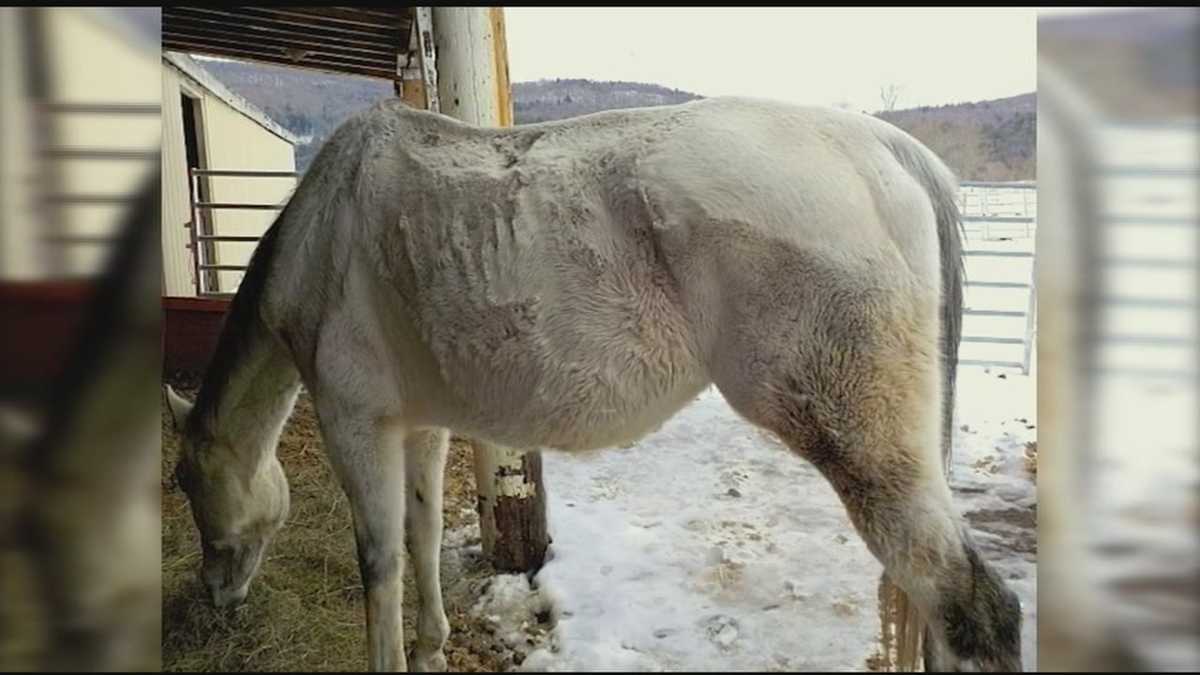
[404,428,451,672]
[318,405,409,672]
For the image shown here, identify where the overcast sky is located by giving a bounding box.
[506,8,1037,112]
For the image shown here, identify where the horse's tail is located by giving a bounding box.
[875,126,965,671]
[875,124,964,477]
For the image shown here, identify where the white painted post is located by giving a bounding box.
[1022,253,1037,375]
[1021,187,1030,238]
[431,7,501,126]
[982,186,992,240]
[430,6,549,573]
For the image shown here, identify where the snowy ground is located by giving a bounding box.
[463,366,1037,672]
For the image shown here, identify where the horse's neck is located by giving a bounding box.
[192,319,300,465]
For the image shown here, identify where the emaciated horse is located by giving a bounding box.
[165,97,1021,671]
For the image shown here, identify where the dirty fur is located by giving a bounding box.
[166,97,1019,672]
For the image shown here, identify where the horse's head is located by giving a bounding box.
[165,385,288,609]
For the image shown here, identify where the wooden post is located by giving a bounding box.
[489,6,514,128]
[430,6,550,574]
[397,8,438,111]
[472,440,549,571]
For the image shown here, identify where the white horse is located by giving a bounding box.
[165,96,1021,672]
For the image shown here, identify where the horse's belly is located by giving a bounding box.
[545,374,709,451]
[437,352,710,452]
[502,378,707,452]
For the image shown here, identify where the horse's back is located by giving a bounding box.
[278,98,948,451]
[638,98,943,287]
[322,100,713,449]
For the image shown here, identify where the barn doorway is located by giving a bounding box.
[180,92,218,293]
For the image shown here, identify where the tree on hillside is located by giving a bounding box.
[880,83,903,112]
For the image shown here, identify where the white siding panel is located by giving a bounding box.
[161,65,194,296]
[161,60,296,296]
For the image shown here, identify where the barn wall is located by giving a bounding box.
[44,8,160,279]
[0,9,158,281]
[0,8,36,279]
[160,64,193,297]
[161,60,295,297]
[199,95,296,293]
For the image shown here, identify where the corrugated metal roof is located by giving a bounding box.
[162,7,413,83]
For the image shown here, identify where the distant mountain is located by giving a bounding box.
[192,58,393,172]
[185,58,1033,180]
[513,78,702,123]
[518,81,1033,180]
[877,93,1036,182]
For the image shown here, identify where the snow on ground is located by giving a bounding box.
[468,367,1037,671]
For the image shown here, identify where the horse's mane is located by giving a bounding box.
[185,211,286,440]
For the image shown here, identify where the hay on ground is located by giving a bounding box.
[161,375,515,672]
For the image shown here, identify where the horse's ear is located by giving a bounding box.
[164,385,193,432]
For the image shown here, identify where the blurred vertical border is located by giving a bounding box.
[1038,7,1198,672]
[0,7,162,671]
[0,5,1197,673]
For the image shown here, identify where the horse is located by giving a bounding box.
[164,96,1022,672]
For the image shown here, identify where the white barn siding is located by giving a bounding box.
[199,98,295,292]
[161,56,296,296]
[160,65,193,296]
[0,9,158,281]
[44,9,160,278]
[0,8,36,279]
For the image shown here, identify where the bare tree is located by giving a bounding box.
[880,83,902,112]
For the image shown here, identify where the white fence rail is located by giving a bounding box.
[187,168,299,296]
[957,182,1038,374]
[184,174,1041,373]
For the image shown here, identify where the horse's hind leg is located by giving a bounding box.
[404,428,451,672]
[316,402,409,672]
[712,291,1021,671]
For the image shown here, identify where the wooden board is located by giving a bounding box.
[162,295,231,375]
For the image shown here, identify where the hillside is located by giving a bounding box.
[192,58,393,172]
[513,78,702,123]
[186,58,1033,180]
[878,92,1036,181]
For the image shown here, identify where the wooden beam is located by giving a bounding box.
[490,7,514,128]
[396,14,428,107]
[394,8,440,110]
[414,7,440,113]
[161,295,231,374]
[431,6,549,574]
